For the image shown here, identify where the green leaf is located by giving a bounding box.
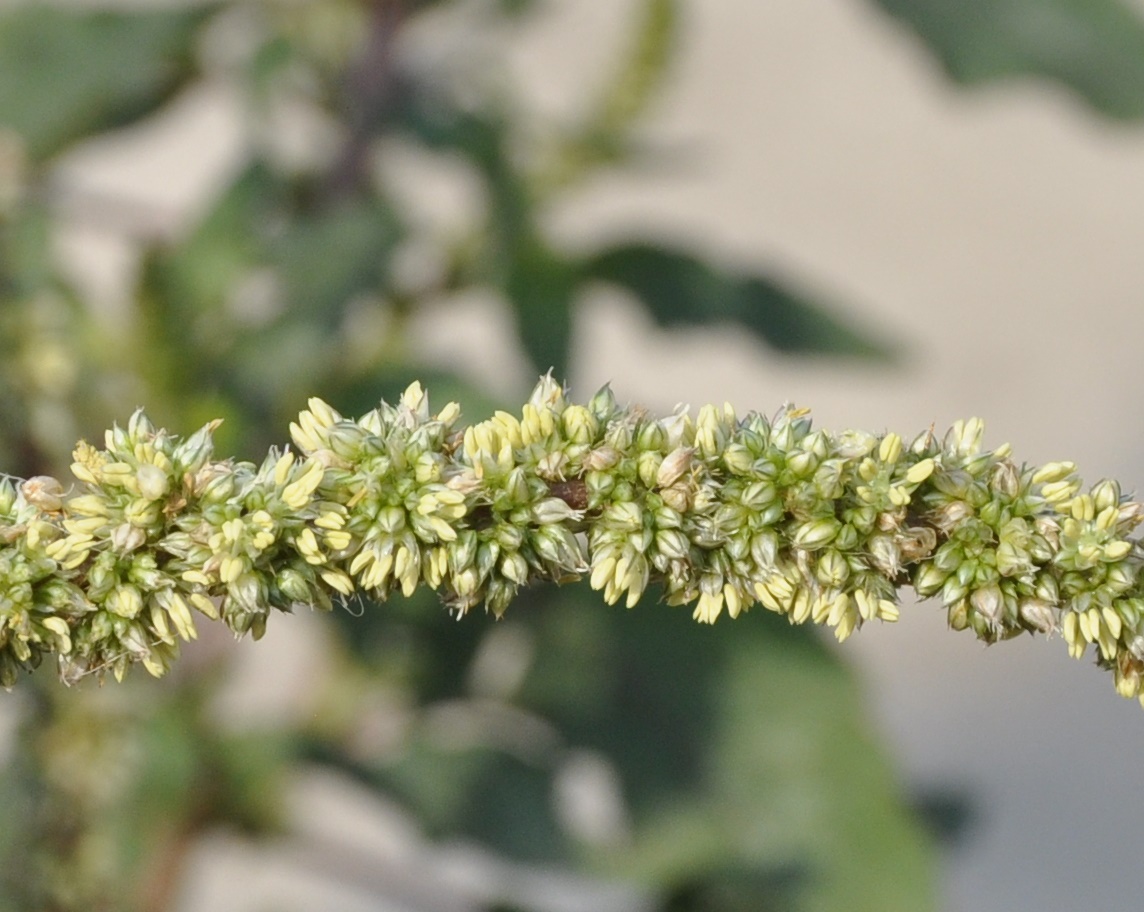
[0,202,56,296]
[541,0,679,191]
[138,165,286,427]
[141,164,401,443]
[524,594,937,912]
[273,197,401,320]
[588,242,894,359]
[506,241,579,379]
[867,0,1144,119]
[337,585,936,911]
[145,165,284,330]
[0,6,209,162]
[594,0,679,133]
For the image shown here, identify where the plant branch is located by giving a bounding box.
[2,376,1143,707]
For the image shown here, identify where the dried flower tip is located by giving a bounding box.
[135,463,169,501]
[21,475,65,512]
[1019,598,1057,634]
[656,446,694,489]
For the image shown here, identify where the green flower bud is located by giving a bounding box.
[534,526,584,570]
[1093,479,1121,514]
[792,517,839,551]
[637,421,666,452]
[1018,598,1057,633]
[656,446,694,488]
[107,584,143,619]
[637,451,662,489]
[721,443,754,475]
[945,417,985,458]
[786,450,818,478]
[655,529,690,561]
[816,549,850,587]
[832,519,860,546]
[970,584,1004,627]
[500,552,529,585]
[587,384,618,423]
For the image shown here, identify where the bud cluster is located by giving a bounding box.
[2,376,1144,705]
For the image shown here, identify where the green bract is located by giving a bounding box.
[3,376,1143,705]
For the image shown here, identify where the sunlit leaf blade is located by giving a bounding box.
[588,242,893,359]
[868,0,1144,118]
[0,6,209,162]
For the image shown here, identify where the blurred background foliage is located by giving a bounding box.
[1,0,1142,909]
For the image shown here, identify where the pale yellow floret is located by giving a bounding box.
[1062,611,1085,658]
[219,555,245,584]
[281,459,324,509]
[1101,606,1123,639]
[189,593,219,620]
[296,528,325,565]
[149,604,173,644]
[905,458,935,484]
[161,592,198,641]
[693,589,723,624]
[790,589,813,624]
[878,433,902,464]
[273,450,296,485]
[320,568,355,596]
[41,617,72,654]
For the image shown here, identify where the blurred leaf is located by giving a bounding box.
[868,0,1144,118]
[138,165,286,437]
[507,240,579,378]
[142,164,401,445]
[391,84,586,377]
[332,585,935,911]
[595,0,679,132]
[223,196,401,429]
[395,88,508,167]
[331,366,507,431]
[910,786,975,847]
[588,242,893,359]
[0,204,55,295]
[542,0,679,191]
[534,595,935,912]
[0,5,210,162]
[396,95,574,376]
[144,165,283,337]
[383,742,569,861]
[273,197,401,319]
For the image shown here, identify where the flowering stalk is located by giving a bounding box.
[2,376,1143,704]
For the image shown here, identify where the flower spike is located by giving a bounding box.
[1,378,1142,708]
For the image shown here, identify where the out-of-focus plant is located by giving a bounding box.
[866,0,1144,119]
[4,0,1143,909]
